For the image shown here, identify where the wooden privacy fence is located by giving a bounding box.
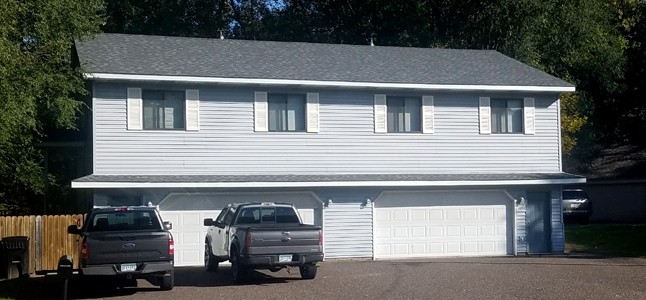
[0,214,84,274]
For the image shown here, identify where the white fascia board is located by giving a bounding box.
[85,73,576,93]
[71,178,586,189]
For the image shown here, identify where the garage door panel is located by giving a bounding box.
[464,225,478,236]
[464,242,478,252]
[411,226,426,237]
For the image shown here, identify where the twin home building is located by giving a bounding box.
[72,34,585,266]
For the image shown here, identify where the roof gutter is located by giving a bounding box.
[72,178,586,189]
[85,73,576,93]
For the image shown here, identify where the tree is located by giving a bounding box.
[103,0,233,38]
[0,0,103,214]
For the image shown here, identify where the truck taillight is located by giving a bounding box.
[168,237,175,255]
[244,232,252,253]
[81,243,89,259]
[319,231,323,246]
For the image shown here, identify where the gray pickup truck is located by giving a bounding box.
[67,206,175,290]
[203,202,324,283]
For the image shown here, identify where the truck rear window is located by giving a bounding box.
[563,190,588,200]
[88,210,162,232]
[236,207,300,224]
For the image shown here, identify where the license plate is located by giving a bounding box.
[121,263,137,272]
[278,254,292,263]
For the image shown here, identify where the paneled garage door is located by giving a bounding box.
[374,191,510,259]
[158,192,322,266]
[159,210,220,267]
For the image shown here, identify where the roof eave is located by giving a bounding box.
[84,73,576,93]
[72,178,586,189]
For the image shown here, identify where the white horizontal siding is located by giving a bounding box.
[324,202,373,258]
[93,83,561,175]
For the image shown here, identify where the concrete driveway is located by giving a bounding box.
[8,256,646,299]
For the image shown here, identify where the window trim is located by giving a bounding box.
[386,96,422,133]
[142,89,186,131]
[267,93,307,132]
[490,98,524,134]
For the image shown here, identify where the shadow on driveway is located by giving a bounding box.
[0,266,304,299]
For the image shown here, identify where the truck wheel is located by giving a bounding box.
[231,251,247,283]
[299,264,317,279]
[205,243,219,272]
[159,270,174,291]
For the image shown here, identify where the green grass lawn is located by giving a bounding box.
[566,224,646,257]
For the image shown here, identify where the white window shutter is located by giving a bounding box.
[254,91,268,132]
[422,95,435,134]
[185,89,199,131]
[127,87,142,130]
[374,94,387,133]
[306,93,320,133]
[524,97,536,135]
[479,97,491,134]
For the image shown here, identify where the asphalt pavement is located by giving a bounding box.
[5,256,646,300]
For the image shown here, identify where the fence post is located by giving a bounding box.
[35,215,42,272]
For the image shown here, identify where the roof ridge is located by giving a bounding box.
[97,32,496,53]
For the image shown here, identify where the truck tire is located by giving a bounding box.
[159,270,174,291]
[231,250,247,283]
[299,264,317,279]
[205,243,219,272]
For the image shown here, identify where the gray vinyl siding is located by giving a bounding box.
[551,188,564,253]
[93,82,561,175]
[323,202,373,259]
[516,204,527,253]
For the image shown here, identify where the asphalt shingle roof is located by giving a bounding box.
[75,33,573,87]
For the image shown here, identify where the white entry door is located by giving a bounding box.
[374,191,510,259]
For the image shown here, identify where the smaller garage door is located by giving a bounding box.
[374,191,511,259]
[159,210,220,267]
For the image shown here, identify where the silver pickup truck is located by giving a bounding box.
[203,202,324,283]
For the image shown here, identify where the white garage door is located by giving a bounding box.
[158,192,322,266]
[159,210,220,267]
[374,191,510,259]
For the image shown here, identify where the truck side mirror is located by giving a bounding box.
[163,221,173,230]
[67,225,80,235]
[203,218,214,226]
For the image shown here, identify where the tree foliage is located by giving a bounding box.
[0,0,103,214]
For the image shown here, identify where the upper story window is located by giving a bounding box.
[268,94,306,132]
[387,96,421,133]
[142,90,185,130]
[491,98,523,133]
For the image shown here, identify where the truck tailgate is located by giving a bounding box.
[246,225,322,255]
[86,231,171,265]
